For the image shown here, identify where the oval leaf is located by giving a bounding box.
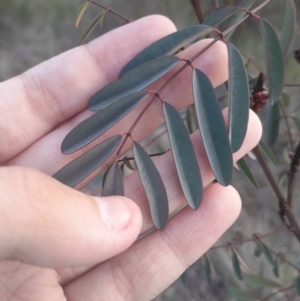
[260,18,284,104]
[119,25,213,77]
[163,102,203,209]
[204,6,241,27]
[259,140,277,166]
[79,10,105,45]
[53,135,122,187]
[237,157,258,189]
[62,91,148,154]
[192,69,233,186]
[260,242,275,266]
[75,1,90,28]
[102,162,124,197]
[88,56,179,110]
[281,0,296,56]
[264,102,280,146]
[227,43,249,152]
[133,142,169,230]
[232,250,243,280]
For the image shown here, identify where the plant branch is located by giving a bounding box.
[253,146,300,242]
[118,151,168,162]
[284,84,300,87]
[90,1,132,23]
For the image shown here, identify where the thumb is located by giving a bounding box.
[0,166,142,268]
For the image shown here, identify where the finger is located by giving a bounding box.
[0,166,142,268]
[57,109,261,285]
[7,39,228,189]
[64,184,241,301]
[0,15,176,162]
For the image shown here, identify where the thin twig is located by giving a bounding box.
[118,151,168,162]
[189,0,205,23]
[90,1,132,23]
[259,285,295,301]
[284,84,300,87]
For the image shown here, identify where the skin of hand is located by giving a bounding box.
[0,15,262,301]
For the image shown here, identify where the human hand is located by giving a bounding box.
[0,16,261,301]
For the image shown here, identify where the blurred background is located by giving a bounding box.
[1,0,300,300]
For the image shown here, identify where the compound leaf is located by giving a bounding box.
[119,25,213,77]
[264,102,280,146]
[227,43,249,152]
[281,0,296,56]
[260,19,284,104]
[62,91,148,154]
[79,10,105,45]
[75,1,90,28]
[192,69,233,186]
[102,162,124,197]
[163,102,203,209]
[237,157,258,189]
[133,142,169,229]
[88,56,179,110]
[53,135,122,187]
[259,140,277,166]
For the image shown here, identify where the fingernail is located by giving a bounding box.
[93,196,133,231]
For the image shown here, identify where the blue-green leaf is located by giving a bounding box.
[237,157,258,189]
[53,135,122,187]
[281,0,296,56]
[133,142,169,229]
[264,102,280,146]
[204,6,240,27]
[227,43,249,152]
[102,162,124,197]
[260,19,284,104]
[119,25,213,77]
[88,56,179,110]
[163,102,203,209]
[232,250,243,280]
[62,91,148,154]
[260,242,275,266]
[297,276,300,295]
[273,259,280,278]
[259,140,277,166]
[192,69,233,186]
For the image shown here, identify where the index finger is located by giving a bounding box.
[0,15,176,162]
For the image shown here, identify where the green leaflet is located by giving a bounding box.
[88,56,179,110]
[260,19,284,104]
[260,242,275,267]
[53,135,122,187]
[227,43,249,152]
[236,157,258,189]
[119,25,213,77]
[163,102,203,210]
[259,140,277,166]
[204,256,212,286]
[281,0,296,56]
[75,1,90,28]
[192,69,233,186]
[273,259,280,278]
[102,162,124,197]
[79,10,105,45]
[232,250,243,280]
[133,142,169,230]
[264,102,280,146]
[204,6,241,27]
[297,276,300,295]
[62,91,148,154]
